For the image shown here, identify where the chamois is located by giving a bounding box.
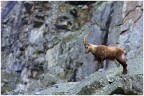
[83,34,127,74]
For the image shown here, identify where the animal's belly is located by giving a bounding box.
[95,55,115,61]
[106,57,115,60]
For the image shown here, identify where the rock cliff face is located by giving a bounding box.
[1,1,143,95]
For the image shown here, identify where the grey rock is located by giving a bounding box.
[82,5,88,10]
[48,66,65,79]
[25,46,34,59]
[29,28,45,45]
[1,83,5,88]
[33,18,44,28]
[127,54,143,75]
[56,80,67,84]
[94,75,143,95]
[26,80,42,94]
[34,57,45,64]
[37,82,78,95]
[73,67,122,94]
[37,68,142,95]
[24,2,34,14]
[2,79,9,83]
[21,67,29,83]
[54,15,73,31]
[45,43,60,69]
[40,73,58,87]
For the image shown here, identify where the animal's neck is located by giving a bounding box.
[90,44,97,54]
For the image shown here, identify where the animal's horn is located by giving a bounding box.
[83,34,88,46]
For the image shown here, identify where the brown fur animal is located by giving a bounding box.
[83,34,127,74]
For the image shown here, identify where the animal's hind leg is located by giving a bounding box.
[116,58,127,74]
[105,60,109,69]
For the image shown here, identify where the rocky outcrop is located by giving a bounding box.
[1,1,143,95]
[36,66,143,95]
[93,74,143,95]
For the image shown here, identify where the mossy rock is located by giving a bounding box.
[57,2,93,31]
[1,72,21,94]
[61,34,76,45]
[2,84,13,94]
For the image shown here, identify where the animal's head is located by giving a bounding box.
[83,34,91,54]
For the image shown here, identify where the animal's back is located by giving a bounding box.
[95,45,120,60]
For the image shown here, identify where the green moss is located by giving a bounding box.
[73,6,93,30]
[2,84,13,92]
[58,3,74,13]
[57,2,105,31]
[61,34,76,45]
[34,46,45,54]
[57,3,93,31]
[1,72,17,82]
[1,72,21,94]
[35,49,44,54]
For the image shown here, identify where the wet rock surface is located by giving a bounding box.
[1,1,143,95]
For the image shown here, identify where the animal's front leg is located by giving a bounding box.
[95,61,101,71]
[98,61,105,72]
[93,58,97,61]
[100,61,104,68]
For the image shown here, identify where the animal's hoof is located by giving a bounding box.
[98,68,104,72]
[95,68,99,71]
[122,70,127,74]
